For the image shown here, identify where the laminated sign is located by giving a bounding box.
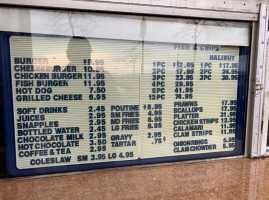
[0,32,247,176]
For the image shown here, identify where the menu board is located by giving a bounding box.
[1,34,247,176]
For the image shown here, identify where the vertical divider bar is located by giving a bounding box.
[245,22,258,156]
[251,3,268,157]
[261,5,269,155]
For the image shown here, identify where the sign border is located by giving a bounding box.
[0,31,248,176]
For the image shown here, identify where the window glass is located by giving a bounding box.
[0,7,249,176]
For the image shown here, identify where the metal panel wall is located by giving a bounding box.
[0,0,266,21]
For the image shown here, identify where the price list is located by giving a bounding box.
[7,36,244,170]
[140,43,240,158]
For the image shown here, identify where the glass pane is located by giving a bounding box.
[0,7,249,175]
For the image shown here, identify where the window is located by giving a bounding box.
[0,7,250,176]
